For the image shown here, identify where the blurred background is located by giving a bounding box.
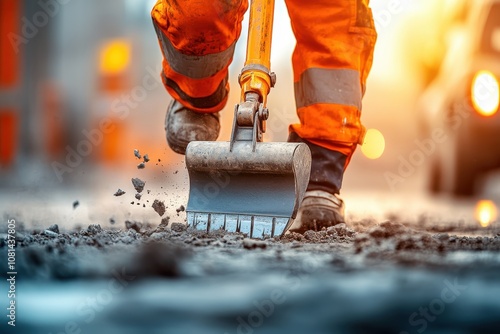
[1,0,500,229]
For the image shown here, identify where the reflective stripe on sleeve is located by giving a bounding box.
[294,68,362,110]
[153,21,235,79]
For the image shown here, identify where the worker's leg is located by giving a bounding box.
[286,0,376,230]
[151,0,248,154]
[151,0,248,113]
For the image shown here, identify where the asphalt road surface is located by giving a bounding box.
[1,181,500,334]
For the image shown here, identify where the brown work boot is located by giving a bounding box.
[165,100,220,155]
[287,131,348,233]
[291,190,345,233]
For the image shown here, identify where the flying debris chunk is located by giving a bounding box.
[176,205,185,214]
[134,149,141,159]
[152,199,166,217]
[132,178,145,193]
[114,189,126,196]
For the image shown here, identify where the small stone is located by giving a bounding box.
[152,200,166,217]
[143,154,150,163]
[135,193,142,200]
[73,201,79,209]
[43,230,58,238]
[109,218,116,225]
[47,224,59,234]
[15,232,26,241]
[303,230,320,242]
[134,149,141,159]
[330,223,356,237]
[114,189,126,196]
[125,220,142,233]
[87,224,102,235]
[137,163,146,169]
[171,223,186,232]
[132,178,145,193]
[435,233,449,241]
[150,232,167,240]
[121,236,134,244]
[176,205,185,214]
[243,238,267,250]
[160,217,170,227]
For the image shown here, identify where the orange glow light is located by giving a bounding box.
[471,71,499,117]
[361,128,385,160]
[99,39,131,75]
[475,200,497,228]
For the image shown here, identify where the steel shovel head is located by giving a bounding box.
[185,141,311,239]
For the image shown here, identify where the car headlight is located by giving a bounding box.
[471,70,500,117]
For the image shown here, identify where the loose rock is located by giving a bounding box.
[176,205,185,214]
[243,238,267,249]
[114,189,126,197]
[125,220,143,233]
[171,223,186,232]
[152,200,166,217]
[132,178,146,193]
[47,224,60,234]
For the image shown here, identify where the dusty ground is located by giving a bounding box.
[2,213,500,334]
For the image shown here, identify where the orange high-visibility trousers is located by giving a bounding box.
[152,0,376,158]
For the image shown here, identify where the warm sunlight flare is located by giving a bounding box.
[475,200,498,228]
[361,128,385,160]
[99,39,131,75]
[471,71,500,117]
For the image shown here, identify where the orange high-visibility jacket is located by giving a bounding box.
[152,0,377,158]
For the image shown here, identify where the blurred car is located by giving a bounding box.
[417,0,500,196]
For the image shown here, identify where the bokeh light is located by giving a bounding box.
[99,39,131,75]
[475,200,497,228]
[361,128,386,160]
[471,71,500,117]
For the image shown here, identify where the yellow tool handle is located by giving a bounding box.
[239,0,275,105]
[245,0,274,69]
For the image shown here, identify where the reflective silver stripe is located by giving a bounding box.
[162,72,228,109]
[153,21,235,79]
[294,68,362,109]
